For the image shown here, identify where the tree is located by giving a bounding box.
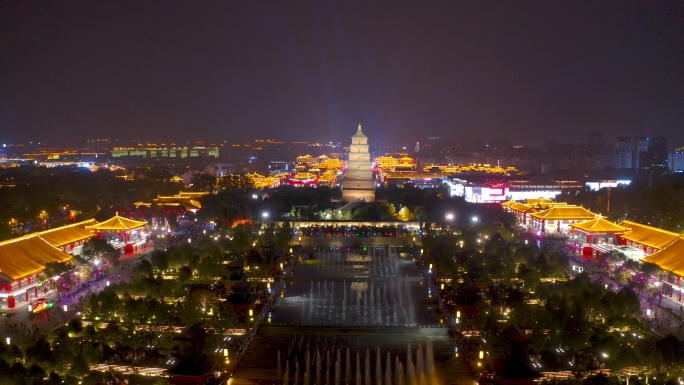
[43,261,72,299]
[413,207,427,230]
[67,319,83,334]
[179,266,192,283]
[82,238,119,266]
[656,334,684,370]
[150,249,170,271]
[27,363,47,382]
[246,248,263,266]
[25,338,53,367]
[132,259,154,277]
[188,283,216,310]
[231,224,253,251]
[377,203,397,221]
[275,221,293,251]
[70,353,90,376]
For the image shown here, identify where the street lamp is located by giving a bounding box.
[445,213,454,221]
[471,216,478,223]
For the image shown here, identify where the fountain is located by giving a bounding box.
[277,341,438,385]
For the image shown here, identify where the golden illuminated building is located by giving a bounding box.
[569,217,631,252]
[0,214,148,309]
[135,191,210,211]
[617,220,680,253]
[423,164,518,175]
[246,173,282,189]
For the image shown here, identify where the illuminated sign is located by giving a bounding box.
[33,300,54,313]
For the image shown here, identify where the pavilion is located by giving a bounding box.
[570,216,631,245]
[86,213,148,255]
[246,172,281,189]
[569,217,631,259]
[289,171,318,187]
[529,206,597,235]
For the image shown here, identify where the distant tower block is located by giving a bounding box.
[342,123,376,202]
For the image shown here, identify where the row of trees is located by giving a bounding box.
[0,166,184,241]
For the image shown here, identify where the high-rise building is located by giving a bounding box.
[646,136,668,177]
[669,148,684,173]
[87,138,110,150]
[633,136,649,170]
[612,137,633,169]
[342,124,375,202]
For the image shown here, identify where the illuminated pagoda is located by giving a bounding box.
[342,123,375,202]
[86,213,148,255]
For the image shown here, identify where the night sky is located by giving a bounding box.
[1,1,683,147]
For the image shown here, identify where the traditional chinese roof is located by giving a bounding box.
[178,191,209,198]
[618,220,680,251]
[529,206,596,220]
[507,202,540,214]
[525,198,554,205]
[156,196,193,204]
[36,219,98,247]
[642,237,684,276]
[0,235,73,281]
[501,200,517,207]
[86,213,147,231]
[535,202,568,209]
[293,172,317,180]
[155,195,202,208]
[570,217,631,233]
[352,123,368,139]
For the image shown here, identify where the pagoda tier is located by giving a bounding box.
[342,123,375,202]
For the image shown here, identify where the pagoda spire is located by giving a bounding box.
[358,122,362,131]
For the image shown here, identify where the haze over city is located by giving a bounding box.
[6,2,684,384]
[2,1,684,147]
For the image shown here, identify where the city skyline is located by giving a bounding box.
[2,1,684,147]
